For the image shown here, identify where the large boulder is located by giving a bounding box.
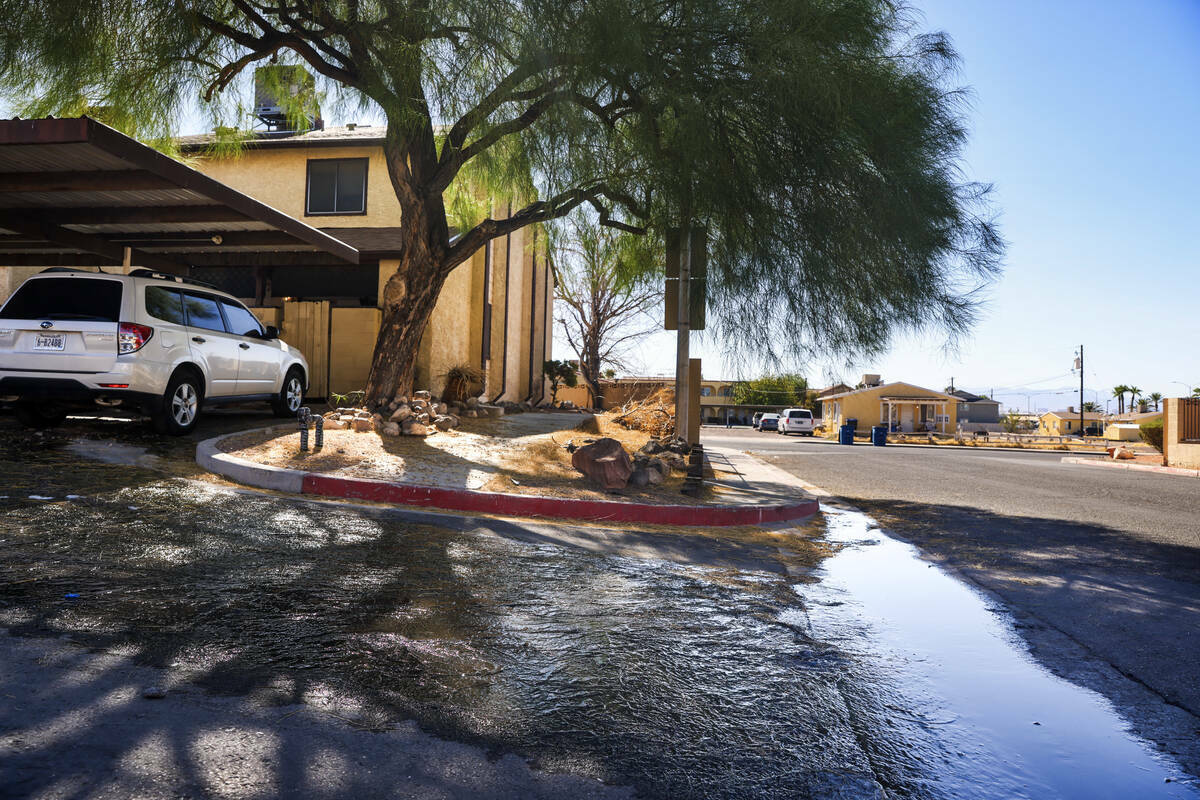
[352,417,373,433]
[389,404,412,422]
[571,437,633,489]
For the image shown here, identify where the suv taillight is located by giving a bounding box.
[118,322,153,354]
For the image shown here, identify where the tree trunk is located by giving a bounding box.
[364,250,446,409]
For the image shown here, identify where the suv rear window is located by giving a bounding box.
[0,277,122,321]
[788,410,811,418]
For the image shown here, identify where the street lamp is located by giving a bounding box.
[1169,381,1195,395]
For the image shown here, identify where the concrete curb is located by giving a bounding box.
[1060,456,1200,478]
[196,429,819,527]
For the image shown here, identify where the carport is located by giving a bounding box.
[0,116,358,274]
[0,116,366,396]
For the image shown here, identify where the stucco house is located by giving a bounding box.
[820,379,958,434]
[175,125,551,401]
[948,388,1001,424]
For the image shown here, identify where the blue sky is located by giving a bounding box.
[628,0,1200,412]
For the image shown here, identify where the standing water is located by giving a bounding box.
[795,504,1198,799]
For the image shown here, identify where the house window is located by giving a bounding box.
[306,158,367,215]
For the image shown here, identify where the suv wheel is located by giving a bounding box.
[15,402,67,430]
[272,368,304,417]
[153,371,202,436]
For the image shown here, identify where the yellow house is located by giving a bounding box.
[176,125,551,401]
[820,380,958,434]
[1037,409,1105,436]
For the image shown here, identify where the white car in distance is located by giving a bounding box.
[777,407,816,436]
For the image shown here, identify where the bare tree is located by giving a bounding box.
[553,215,661,409]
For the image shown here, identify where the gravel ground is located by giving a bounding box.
[700,428,1200,777]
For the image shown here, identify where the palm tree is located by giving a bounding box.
[1127,385,1142,413]
[1112,385,1128,415]
[1193,387,1200,397]
[1082,401,1099,413]
[1148,392,1163,412]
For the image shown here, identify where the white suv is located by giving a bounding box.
[777,407,815,436]
[0,268,309,435]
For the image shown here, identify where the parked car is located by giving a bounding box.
[778,407,815,436]
[758,413,780,431]
[752,411,765,430]
[0,268,309,435]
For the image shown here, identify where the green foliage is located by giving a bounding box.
[731,375,813,408]
[1001,411,1024,434]
[328,389,366,408]
[0,0,1003,371]
[1140,418,1164,452]
[1081,401,1099,412]
[543,359,578,402]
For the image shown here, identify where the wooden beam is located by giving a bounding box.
[1,218,187,274]
[0,205,252,225]
[109,231,303,247]
[0,170,178,193]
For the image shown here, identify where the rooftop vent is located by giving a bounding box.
[860,373,882,388]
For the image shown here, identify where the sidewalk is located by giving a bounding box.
[1061,455,1200,478]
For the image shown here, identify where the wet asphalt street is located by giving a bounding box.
[1,413,1198,799]
[703,427,1200,778]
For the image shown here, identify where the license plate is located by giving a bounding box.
[34,334,65,351]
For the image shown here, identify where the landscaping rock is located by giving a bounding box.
[463,409,478,418]
[571,437,633,489]
[382,421,401,437]
[352,418,373,433]
[394,394,408,405]
[324,418,348,431]
[1113,446,1136,460]
[414,390,432,401]
[628,467,650,488]
[639,439,665,456]
[433,415,455,431]
[435,402,448,415]
[402,420,430,436]
[389,404,412,422]
[466,397,479,408]
[481,405,504,418]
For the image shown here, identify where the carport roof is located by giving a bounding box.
[0,116,358,273]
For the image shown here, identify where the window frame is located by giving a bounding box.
[143,285,187,326]
[181,290,229,333]
[305,157,369,216]
[218,298,265,339]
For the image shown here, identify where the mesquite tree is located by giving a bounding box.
[552,214,661,408]
[0,0,1002,407]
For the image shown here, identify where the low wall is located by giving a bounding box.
[1164,397,1200,469]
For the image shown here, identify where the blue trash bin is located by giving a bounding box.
[871,426,887,446]
[839,425,854,445]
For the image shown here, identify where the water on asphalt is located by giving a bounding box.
[1,424,1196,799]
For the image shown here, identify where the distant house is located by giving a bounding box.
[821,380,957,434]
[947,389,1001,424]
[1038,408,1105,436]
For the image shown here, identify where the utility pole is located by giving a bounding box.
[1080,345,1089,438]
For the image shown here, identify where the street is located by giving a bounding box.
[1,415,1198,799]
[704,427,1200,776]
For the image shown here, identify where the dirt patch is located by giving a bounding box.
[219,415,718,505]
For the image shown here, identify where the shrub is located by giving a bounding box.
[441,364,486,403]
[1140,418,1164,452]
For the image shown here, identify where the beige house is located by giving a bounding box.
[820,380,957,434]
[0,118,552,402]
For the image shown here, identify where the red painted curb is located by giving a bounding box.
[300,473,819,526]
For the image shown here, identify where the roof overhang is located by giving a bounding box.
[0,117,359,273]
